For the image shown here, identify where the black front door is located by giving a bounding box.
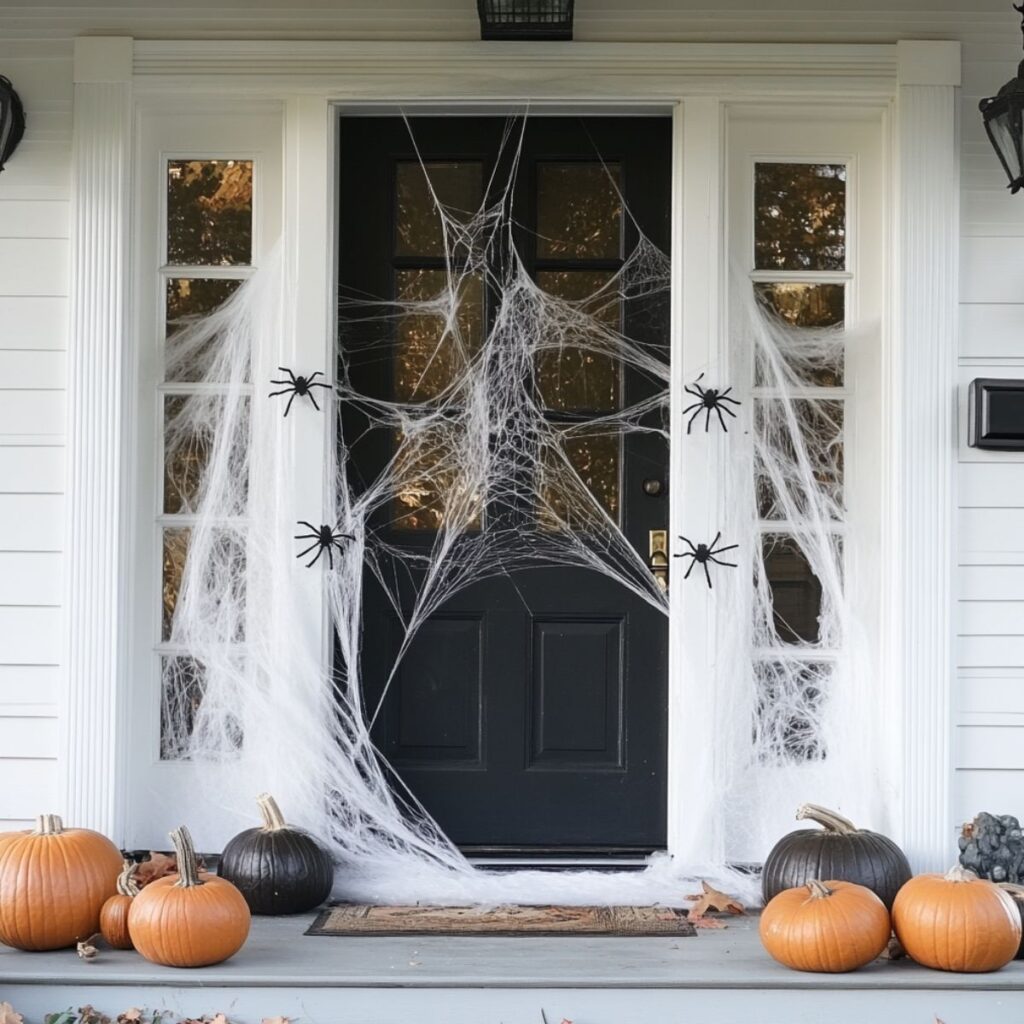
[338,116,671,852]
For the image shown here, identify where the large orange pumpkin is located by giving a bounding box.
[760,879,891,973]
[129,825,250,968]
[99,859,140,950]
[0,814,122,951]
[893,865,1021,972]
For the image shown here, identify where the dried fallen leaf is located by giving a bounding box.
[210,1015,230,1024]
[76,936,100,961]
[0,1003,24,1024]
[882,936,906,960]
[690,916,728,929]
[134,851,178,887]
[261,1018,290,1024]
[685,880,745,920]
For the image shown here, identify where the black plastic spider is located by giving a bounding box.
[682,373,742,434]
[294,521,354,569]
[673,532,738,589]
[269,367,333,417]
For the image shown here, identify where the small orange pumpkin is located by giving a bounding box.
[99,859,140,950]
[0,814,122,951]
[760,878,891,973]
[128,825,250,968]
[893,865,1021,972]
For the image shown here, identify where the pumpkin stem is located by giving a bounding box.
[806,879,834,899]
[795,804,858,835]
[256,793,288,832]
[34,814,64,835]
[169,826,204,888]
[944,864,978,883]
[116,859,140,898]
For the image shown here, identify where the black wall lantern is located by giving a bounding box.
[0,76,26,174]
[979,4,1024,193]
[477,0,574,40]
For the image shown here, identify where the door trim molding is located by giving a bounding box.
[65,37,960,867]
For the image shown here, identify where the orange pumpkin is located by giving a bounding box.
[893,865,1021,972]
[760,878,891,973]
[0,814,122,951]
[129,825,250,968]
[99,859,140,950]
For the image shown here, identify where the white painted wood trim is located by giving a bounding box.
[58,35,962,868]
[893,45,961,870]
[669,97,727,863]
[62,38,134,836]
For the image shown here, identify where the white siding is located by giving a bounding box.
[0,37,70,832]
[2,0,1024,843]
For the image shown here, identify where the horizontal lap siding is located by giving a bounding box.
[957,44,1024,830]
[0,42,71,828]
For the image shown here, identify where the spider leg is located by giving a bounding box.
[284,392,298,417]
[720,403,738,419]
[709,531,722,549]
[704,407,712,432]
[326,545,334,570]
[686,406,703,434]
[714,406,729,432]
[677,534,696,552]
[683,560,696,580]
[278,366,297,382]
[683,385,703,400]
[308,391,321,412]
[305,545,326,568]
[681,400,702,416]
[708,555,738,568]
[672,550,695,561]
[268,384,293,393]
[718,386,734,398]
[297,521,319,533]
[297,541,322,559]
[711,542,738,556]
[334,533,355,542]
[719,394,742,408]
[307,371,323,383]
[703,561,713,589]
[294,534,319,544]
[308,380,333,391]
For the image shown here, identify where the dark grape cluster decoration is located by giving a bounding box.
[959,811,1024,883]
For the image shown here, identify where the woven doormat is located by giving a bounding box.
[306,903,696,937]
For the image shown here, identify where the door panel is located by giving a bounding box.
[338,116,670,851]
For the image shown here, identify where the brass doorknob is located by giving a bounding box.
[649,529,669,592]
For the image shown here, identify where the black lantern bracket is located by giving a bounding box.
[979,3,1024,193]
[0,76,26,174]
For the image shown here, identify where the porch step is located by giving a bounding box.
[2,915,1022,1023]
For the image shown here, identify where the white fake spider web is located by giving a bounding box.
[160,118,884,905]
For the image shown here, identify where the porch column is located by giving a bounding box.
[61,37,134,837]
[894,40,961,871]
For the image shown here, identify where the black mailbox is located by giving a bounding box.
[969,378,1024,450]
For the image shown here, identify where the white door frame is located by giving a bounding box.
[65,37,960,869]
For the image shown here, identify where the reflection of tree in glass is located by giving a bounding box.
[754,163,846,271]
[167,160,253,266]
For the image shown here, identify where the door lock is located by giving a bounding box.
[649,529,669,592]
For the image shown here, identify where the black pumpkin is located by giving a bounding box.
[218,793,334,915]
[762,804,911,910]
[1000,884,1024,959]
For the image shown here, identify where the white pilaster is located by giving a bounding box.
[62,37,134,837]
[894,40,960,870]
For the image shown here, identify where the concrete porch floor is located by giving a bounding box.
[2,913,1023,1023]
